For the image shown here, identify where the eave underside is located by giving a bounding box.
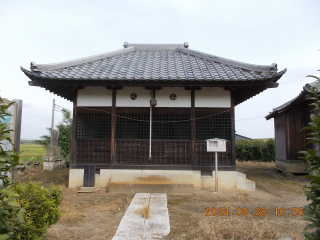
[27,76,281,106]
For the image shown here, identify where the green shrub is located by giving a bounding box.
[299,84,320,239]
[0,188,25,239]
[10,180,62,240]
[235,139,275,162]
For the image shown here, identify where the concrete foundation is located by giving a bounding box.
[276,159,310,174]
[69,169,255,192]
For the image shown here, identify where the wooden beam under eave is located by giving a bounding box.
[58,88,75,96]
[106,85,123,90]
[145,86,162,90]
[184,86,201,90]
[71,90,78,166]
[190,89,196,166]
[50,87,69,96]
[64,92,75,102]
[232,90,249,100]
[110,89,117,165]
[230,93,236,166]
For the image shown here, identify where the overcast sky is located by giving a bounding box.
[1,0,319,140]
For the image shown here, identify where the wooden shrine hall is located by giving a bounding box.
[22,43,286,192]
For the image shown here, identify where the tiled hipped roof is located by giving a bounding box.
[22,49,282,81]
[265,79,320,120]
[21,43,286,104]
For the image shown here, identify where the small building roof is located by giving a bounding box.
[21,43,286,103]
[265,79,320,120]
[235,134,252,141]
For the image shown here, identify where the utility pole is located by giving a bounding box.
[50,99,55,147]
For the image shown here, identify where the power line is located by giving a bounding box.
[54,104,71,113]
[235,116,265,121]
[79,107,233,123]
[78,107,267,123]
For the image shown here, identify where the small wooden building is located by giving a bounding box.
[235,133,252,141]
[265,81,319,173]
[22,43,286,190]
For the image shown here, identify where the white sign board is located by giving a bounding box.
[206,138,227,152]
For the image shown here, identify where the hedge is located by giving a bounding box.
[10,180,62,240]
[235,139,275,162]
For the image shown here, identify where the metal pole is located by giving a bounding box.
[50,99,55,147]
[149,105,152,160]
[215,152,218,192]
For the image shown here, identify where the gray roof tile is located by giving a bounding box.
[21,44,285,82]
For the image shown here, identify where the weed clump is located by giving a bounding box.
[138,201,151,219]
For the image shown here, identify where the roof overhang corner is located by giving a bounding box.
[265,82,279,89]
[265,111,277,120]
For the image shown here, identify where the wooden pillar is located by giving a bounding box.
[190,89,196,166]
[71,89,78,167]
[110,88,117,165]
[230,92,236,166]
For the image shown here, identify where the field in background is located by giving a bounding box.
[20,144,46,163]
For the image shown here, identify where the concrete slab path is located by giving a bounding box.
[112,193,170,240]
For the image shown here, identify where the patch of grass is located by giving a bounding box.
[94,199,125,212]
[20,144,46,156]
[18,168,69,187]
[20,144,46,164]
[168,201,180,205]
[186,216,305,240]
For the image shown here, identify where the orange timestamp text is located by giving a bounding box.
[205,207,304,216]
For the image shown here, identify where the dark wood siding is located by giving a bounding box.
[286,101,309,160]
[274,114,286,160]
[116,140,190,165]
[75,112,111,164]
[196,141,231,166]
[77,139,110,164]
[74,106,234,168]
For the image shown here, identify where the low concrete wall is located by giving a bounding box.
[69,169,251,191]
[276,160,310,174]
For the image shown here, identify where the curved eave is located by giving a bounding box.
[22,67,286,105]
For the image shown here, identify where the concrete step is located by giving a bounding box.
[245,179,256,191]
[237,172,255,191]
[108,181,194,194]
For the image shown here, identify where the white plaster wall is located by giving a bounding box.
[195,87,231,107]
[116,87,151,107]
[77,86,112,106]
[156,87,190,107]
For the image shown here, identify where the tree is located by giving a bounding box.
[33,128,50,147]
[35,109,72,161]
[56,109,72,160]
[299,75,320,239]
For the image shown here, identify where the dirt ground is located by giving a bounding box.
[17,161,310,240]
